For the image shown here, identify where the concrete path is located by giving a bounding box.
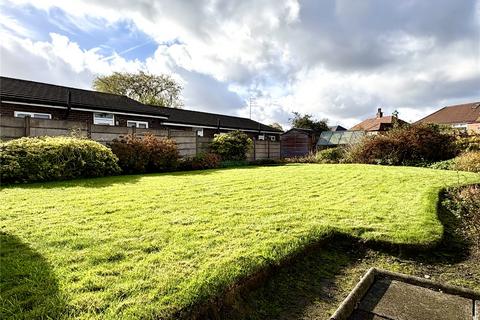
[330,268,479,320]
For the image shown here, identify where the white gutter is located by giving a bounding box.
[1,100,68,109]
[1,100,168,119]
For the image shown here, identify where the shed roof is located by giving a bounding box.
[281,127,314,135]
[415,102,480,124]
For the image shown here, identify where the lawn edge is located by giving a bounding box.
[176,183,479,320]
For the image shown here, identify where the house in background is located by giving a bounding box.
[415,101,480,133]
[0,76,282,140]
[350,108,408,133]
[0,76,168,128]
[156,106,281,140]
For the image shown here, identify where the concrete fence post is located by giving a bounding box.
[87,121,92,139]
[24,116,31,137]
[267,138,270,159]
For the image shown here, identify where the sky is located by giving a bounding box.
[0,0,479,129]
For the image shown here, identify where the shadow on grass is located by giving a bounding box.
[219,191,474,320]
[1,165,279,190]
[0,232,66,319]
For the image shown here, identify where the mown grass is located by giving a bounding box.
[1,164,478,319]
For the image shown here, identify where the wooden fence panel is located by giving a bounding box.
[0,116,279,160]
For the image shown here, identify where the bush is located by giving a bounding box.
[455,134,480,152]
[345,124,457,165]
[430,159,455,171]
[180,152,221,171]
[109,134,179,174]
[315,147,345,163]
[454,151,480,173]
[443,185,480,247]
[0,136,120,183]
[283,153,318,164]
[210,131,253,161]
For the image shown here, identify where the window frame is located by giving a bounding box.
[258,134,265,141]
[93,112,115,126]
[14,111,52,119]
[196,128,204,137]
[127,120,149,129]
[269,135,276,141]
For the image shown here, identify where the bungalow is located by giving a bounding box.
[0,76,282,139]
[350,108,408,133]
[415,101,480,133]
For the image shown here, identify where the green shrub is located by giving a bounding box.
[315,147,345,163]
[181,153,221,170]
[345,124,457,165]
[210,131,253,161]
[283,153,318,163]
[0,136,120,183]
[455,134,480,152]
[442,185,480,246]
[109,134,179,174]
[430,159,455,170]
[454,151,480,173]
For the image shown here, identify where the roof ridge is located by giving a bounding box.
[0,76,136,102]
[156,105,264,124]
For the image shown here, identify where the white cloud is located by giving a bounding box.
[1,0,479,128]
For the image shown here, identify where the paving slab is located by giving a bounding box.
[348,309,390,319]
[475,300,479,320]
[331,268,480,320]
[357,279,471,320]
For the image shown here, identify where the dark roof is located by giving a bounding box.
[0,76,168,117]
[350,115,408,131]
[329,125,347,131]
[157,106,282,133]
[281,127,314,136]
[415,102,480,124]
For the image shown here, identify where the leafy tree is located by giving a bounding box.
[93,71,183,108]
[289,112,328,135]
[270,122,284,131]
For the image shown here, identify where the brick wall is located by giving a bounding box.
[0,103,165,129]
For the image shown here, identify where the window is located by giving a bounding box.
[196,128,204,137]
[452,123,467,131]
[93,112,114,126]
[269,135,276,141]
[258,134,265,140]
[14,111,51,119]
[127,120,148,128]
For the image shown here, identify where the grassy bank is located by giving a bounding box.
[1,164,478,319]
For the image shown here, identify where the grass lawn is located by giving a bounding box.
[1,164,478,319]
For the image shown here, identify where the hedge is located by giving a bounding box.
[0,137,120,184]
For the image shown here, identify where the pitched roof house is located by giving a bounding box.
[415,102,480,133]
[350,108,408,133]
[0,76,282,139]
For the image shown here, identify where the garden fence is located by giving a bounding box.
[0,116,280,160]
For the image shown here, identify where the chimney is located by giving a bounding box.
[376,108,383,119]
